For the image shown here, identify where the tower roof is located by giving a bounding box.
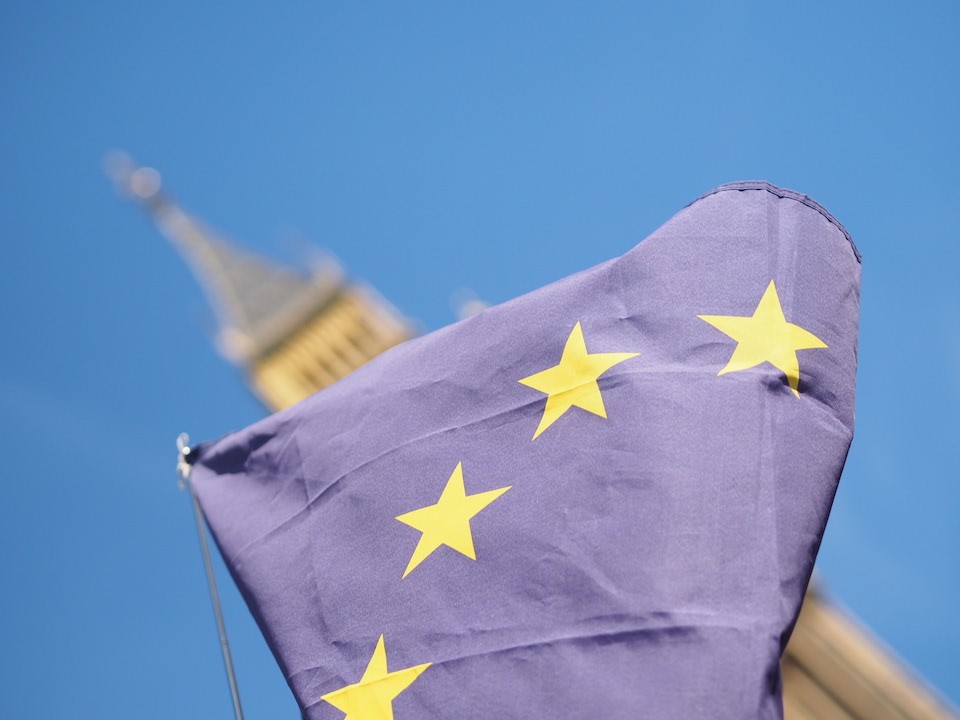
[106,153,344,363]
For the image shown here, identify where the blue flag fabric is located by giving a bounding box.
[190,181,860,720]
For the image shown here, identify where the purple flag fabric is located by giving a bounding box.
[189,181,860,720]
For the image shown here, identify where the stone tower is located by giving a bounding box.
[106,153,412,410]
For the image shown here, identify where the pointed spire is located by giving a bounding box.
[107,152,413,409]
[105,152,344,363]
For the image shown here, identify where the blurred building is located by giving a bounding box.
[110,156,957,720]
[106,153,412,410]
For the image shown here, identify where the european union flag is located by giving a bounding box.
[189,182,860,720]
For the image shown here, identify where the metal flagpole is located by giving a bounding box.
[177,433,246,720]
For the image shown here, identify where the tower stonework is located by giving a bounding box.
[110,156,956,719]
[250,285,412,409]
[783,587,955,719]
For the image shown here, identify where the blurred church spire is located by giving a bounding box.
[106,152,413,410]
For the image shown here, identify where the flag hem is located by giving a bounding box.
[692,181,861,264]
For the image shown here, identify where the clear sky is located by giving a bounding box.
[1,2,957,717]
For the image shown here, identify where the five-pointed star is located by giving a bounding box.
[517,322,639,439]
[321,634,431,720]
[395,462,510,579]
[698,280,827,397]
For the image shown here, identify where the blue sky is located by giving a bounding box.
[1,2,958,717]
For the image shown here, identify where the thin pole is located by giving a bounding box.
[178,433,246,720]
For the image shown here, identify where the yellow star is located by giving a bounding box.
[321,634,430,720]
[396,462,510,579]
[517,322,639,440]
[698,280,827,397]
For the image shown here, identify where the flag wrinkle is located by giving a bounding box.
[203,433,310,566]
[194,415,302,489]
[217,412,530,564]
[193,427,273,474]
[272,394,594,504]
[760,381,788,630]
[290,612,778,693]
